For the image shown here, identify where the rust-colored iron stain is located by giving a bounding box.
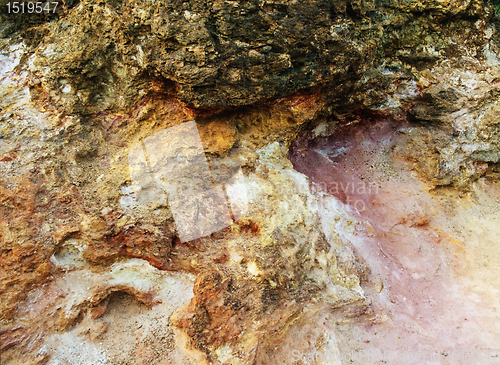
[237,219,261,236]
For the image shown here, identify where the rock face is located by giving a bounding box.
[1,0,493,110]
[1,0,500,364]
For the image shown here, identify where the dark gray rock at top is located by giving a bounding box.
[3,0,492,112]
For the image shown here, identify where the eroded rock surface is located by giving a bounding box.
[1,0,500,364]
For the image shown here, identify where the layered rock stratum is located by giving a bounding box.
[1,0,500,364]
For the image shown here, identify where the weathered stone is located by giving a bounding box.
[2,0,500,364]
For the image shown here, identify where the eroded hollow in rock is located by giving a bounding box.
[290,113,406,209]
[289,115,500,358]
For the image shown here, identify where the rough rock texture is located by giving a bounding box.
[1,0,500,364]
[0,0,493,110]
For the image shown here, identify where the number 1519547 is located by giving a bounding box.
[6,2,59,13]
